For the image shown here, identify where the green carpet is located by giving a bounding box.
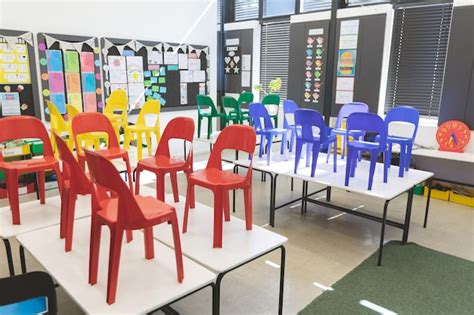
[300,242,474,314]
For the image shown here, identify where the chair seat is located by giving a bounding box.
[93,148,128,160]
[0,156,57,172]
[189,168,246,189]
[387,135,413,144]
[125,125,156,132]
[138,155,186,172]
[97,195,175,225]
[348,140,381,150]
[200,112,223,117]
[257,128,287,135]
[332,128,365,136]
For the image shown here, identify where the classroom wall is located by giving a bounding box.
[0,0,217,155]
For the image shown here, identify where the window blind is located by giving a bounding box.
[347,0,390,6]
[261,20,291,100]
[300,0,332,13]
[385,3,453,118]
[235,0,259,21]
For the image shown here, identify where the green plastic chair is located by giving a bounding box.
[262,94,280,127]
[196,95,223,139]
[237,91,254,123]
[221,96,240,127]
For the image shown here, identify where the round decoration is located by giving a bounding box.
[305,71,311,79]
[4,86,11,92]
[42,89,50,97]
[41,73,49,80]
[17,85,24,93]
[95,73,101,80]
[104,81,110,88]
[21,103,28,111]
[103,64,109,71]
[94,47,100,54]
[95,60,100,67]
[38,43,46,51]
[96,88,102,95]
[40,58,47,66]
[97,101,103,108]
[102,48,108,55]
[436,120,471,153]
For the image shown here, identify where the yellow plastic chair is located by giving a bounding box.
[104,90,128,141]
[47,101,73,154]
[124,99,161,161]
[66,105,107,150]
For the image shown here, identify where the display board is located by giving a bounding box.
[101,37,209,112]
[0,29,40,118]
[224,29,253,95]
[37,33,102,120]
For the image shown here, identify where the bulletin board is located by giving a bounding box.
[37,33,102,120]
[224,29,253,94]
[0,29,40,118]
[101,37,210,112]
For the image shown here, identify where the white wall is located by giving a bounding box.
[0,0,218,155]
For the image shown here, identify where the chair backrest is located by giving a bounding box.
[222,96,239,115]
[0,271,57,315]
[196,95,219,115]
[262,94,280,106]
[136,99,161,127]
[335,102,369,129]
[104,90,128,115]
[156,117,195,159]
[283,100,299,129]
[347,112,387,148]
[294,109,328,143]
[385,106,419,139]
[53,134,90,190]
[66,104,81,121]
[71,112,119,155]
[237,91,254,105]
[249,103,274,130]
[0,116,54,158]
[46,101,69,132]
[84,149,145,229]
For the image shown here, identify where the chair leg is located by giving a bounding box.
[182,183,193,233]
[368,152,378,191]
[144,227,154,259]
[326,142,331,163]
[145,131,153,157]
[294,140,303,174]
[223,190,230,222]
[405,143,413,171]
[332,140,337,173]
[123,130,130,150]
[37,170,45,204]
[310,142,321,177]
[213,190,224,248]
[59,186,68,239]
[344,148,352,187]
[383,151,389,184]
[341,135,346,159]
[6,171,20,225]
[305,143,311,168]
[387,143,393,168]
[289,129,296,153]
[258,135,265,158]
[156,173,165,202]
[89,216,102,285]
[106,226,124,305]
[244,187,252,230]
[126,230,133,243]
[134,167,142,195]
[266,135,273,166]
[170,172,179,202]
[197,116,202,138]
[65,189,77,252]
[123,156,134,194]
[350,150,357,178]
[137,131,143,161]
[398,144,405,178]
[207,117,213,140]
[170,213,184,283]
[280,132,286,155]
[53,162,63,194]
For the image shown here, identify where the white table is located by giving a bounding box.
[138,186,288,315]
[234,152,433,265]
[412,148,474,163]
[0,195,90,276]
[17,217,217,314]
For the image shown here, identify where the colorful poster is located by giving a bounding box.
[0,43,31,84]
[303,28,324,104]
[64,51,80,73]
[0,92,21,116]
[337,49,357,77]
[225,45,240,75]
[46,49,66,113]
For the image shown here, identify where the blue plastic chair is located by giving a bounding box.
[283,100,299,152]
[328,102,369,162]
[294,109,337,177]
[249,103,287,166]
[345,112,388,190]
[384,106,419,177]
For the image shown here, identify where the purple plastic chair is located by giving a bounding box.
[249,103,287,166]
[294,109,337,177]
[345,112,388,190]
[328,102,369,162]
[283,100,299,152]
[384,106,419,177]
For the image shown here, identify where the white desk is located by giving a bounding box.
[0,195,91,276]
[17,217,217,314]
[412,148,474,163]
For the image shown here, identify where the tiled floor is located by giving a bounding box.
[1,150,473,314]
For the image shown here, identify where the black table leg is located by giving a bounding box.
[3,239,15,276]
[424,178,433,228]
[301,181,306,214]
[269,173,276,227]
[402,187,414,244]
[377,200,390,266]
[290,178,294,191]
[326,186,331,202]
[20,245,27,274]
[278,245,286,315]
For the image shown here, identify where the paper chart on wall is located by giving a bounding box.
[340,20,359,35]
[126,56,144,83]
[180,83,187,105]
[180,70,191,83]
[199,83,206,95]
[109,70,127,83]
[337,49,357,77]
[192,70,206,83]
[0,92,21,116]
[164,51,178,65]
[128,83,145,109]
[241,71,250,87]
[242,54,251,71]
[339,35,358,49]
[148,50,162,65]
[335,90,353,104]
[178,53,188,69]
[336,77,354,91]
[188,58,201,71]
[110,83,128,94]
[0,43,31,84]
[108,56,126,70]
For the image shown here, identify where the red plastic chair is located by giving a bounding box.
[71,112,134,193]
[135,117,195,202]
[0,116,62,225]
[182,125,256,248]
[84,149,184,305]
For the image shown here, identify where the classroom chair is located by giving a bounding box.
[0,272,57,315]
[182,125,256,248]
[196,95,224,139]
[0,116,62,225]
[71,112,134,193]
[383,106,419,177]
[294,109,337,176]
[249,102,288,166]
[283,100,299,152]
[85,150,184,305]
[237,91,254,123]
[344,112,389,191]
[328,102,369,161]
[221,96,241,127]
[66,104,106,150]
[124,99,161,161]
[262,94,280,128]
[103,90,129,140]
[135,117,195,202]
[47,101,74,154]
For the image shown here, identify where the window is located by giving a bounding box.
[264,0,295,17]
[385,3,453,118]
[347,0,391,6]
[235,0,259,21]
[300,0,332,13]
[261,20,291,100]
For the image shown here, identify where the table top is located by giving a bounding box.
[234,152,433,201]
[17,217,216,314]
[140,186,287,273]
[0,195,90,239]
[411,148,474,163]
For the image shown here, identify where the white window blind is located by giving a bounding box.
[347,0,390,6]
[385,3,453,118]
[235,0,259,21]
[300,0,332,13]
[261,20,291,100]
